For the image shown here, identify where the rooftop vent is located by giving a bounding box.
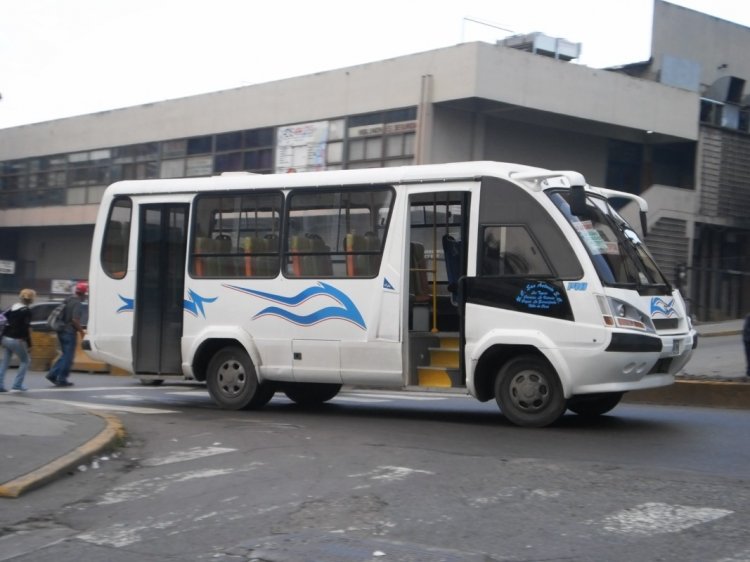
[501,32,581,62]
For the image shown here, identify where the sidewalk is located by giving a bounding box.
[0,394,124,498]
[0,319,747,498]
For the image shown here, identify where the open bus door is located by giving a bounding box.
[133,203,189,376]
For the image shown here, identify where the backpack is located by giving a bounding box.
[46,302,67,332]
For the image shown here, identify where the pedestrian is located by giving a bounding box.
[744,314,750,378]
[0,288,36,392]
[46,281,87,387]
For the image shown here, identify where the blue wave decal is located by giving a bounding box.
[184,288,217,318]
[224,282,366,329]
[117,294,134,313]
[651,297,677,318]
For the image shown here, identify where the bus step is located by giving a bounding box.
[428,347,459,368]
[439,336,459,349]
[417,366,461,387]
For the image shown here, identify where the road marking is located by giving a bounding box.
[348,465,435,482]
[44,399,177,415]
[96,464,263,505]
[141,446,237,467]
[601,502,732,536]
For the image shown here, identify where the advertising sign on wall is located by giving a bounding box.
[275,121,329,173]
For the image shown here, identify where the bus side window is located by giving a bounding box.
[480,225,551,277]
[101,198,132,279]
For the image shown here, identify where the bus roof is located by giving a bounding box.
[102,161,570,197]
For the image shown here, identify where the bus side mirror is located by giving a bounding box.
[569,185,588,217]
[640,210,648,238]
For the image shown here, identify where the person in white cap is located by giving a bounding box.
[46,281,87,387]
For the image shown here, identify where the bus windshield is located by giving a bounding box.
[547,190,670,290]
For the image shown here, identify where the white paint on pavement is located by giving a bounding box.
[141,446,237,466]
[601,502,732,536]
[44,398,177,415]
[97,464,263,505]
[348,465,434,482]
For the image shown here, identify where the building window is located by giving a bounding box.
[346,107,416,168]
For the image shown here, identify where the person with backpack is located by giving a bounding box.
[0,288,36,392]
[45,281,87,387]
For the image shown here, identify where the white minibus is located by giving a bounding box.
[83,161,696,426]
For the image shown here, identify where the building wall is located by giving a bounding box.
[652,0,750,91]
[0,42,699,162]
[482,118,608,183]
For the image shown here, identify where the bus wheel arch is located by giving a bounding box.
[494,354,566,427]
[204,343,275,410]
[473,344,541,402]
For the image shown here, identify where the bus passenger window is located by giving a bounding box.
[191,191,282,278]
[285,187,393,278]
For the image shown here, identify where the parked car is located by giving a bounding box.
[28,301,89,332]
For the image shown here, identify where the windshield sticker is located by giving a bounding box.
[651,297,678,318]
[117,294,134,313]
[566,282,588,291]
[573,221,608,255]
[184,288,217,318]
[224,281,366,329]
[516,282,564,310]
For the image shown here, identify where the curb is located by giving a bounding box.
[623,379,750,409]
[0,411,125,499]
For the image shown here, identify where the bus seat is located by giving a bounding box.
[194,237,215,277]
[345,232,381,277]
[345,233,362,276]
[257,234,279,277]
[410,242,430,302]
[359,231,380,276]
[213,235,234,276]
[442,234,461,304]
[304,233,332,276]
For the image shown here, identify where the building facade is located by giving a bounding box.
[1,0,749,320]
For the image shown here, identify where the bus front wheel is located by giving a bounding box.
[206,346,275,410]
[494,356,566,427]
[283,382,342,405]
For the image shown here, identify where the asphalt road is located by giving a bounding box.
[1,376,748,562]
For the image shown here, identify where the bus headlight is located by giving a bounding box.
[597,295,655,333]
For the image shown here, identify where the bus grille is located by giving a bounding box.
[653,318,679,331]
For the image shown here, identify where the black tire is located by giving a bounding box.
[206,346,275,410]
[494,356,566,428]
[283,382,342,406]
[567,392,623,417]
[139,378,164,386]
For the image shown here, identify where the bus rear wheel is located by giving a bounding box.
[494,356,566,428]
[283,382,342,406]
[567,392,623,417]
[206,346,275,410]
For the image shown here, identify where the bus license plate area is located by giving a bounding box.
[671,339,682,356]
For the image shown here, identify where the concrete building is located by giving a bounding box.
[1,0,748,320]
